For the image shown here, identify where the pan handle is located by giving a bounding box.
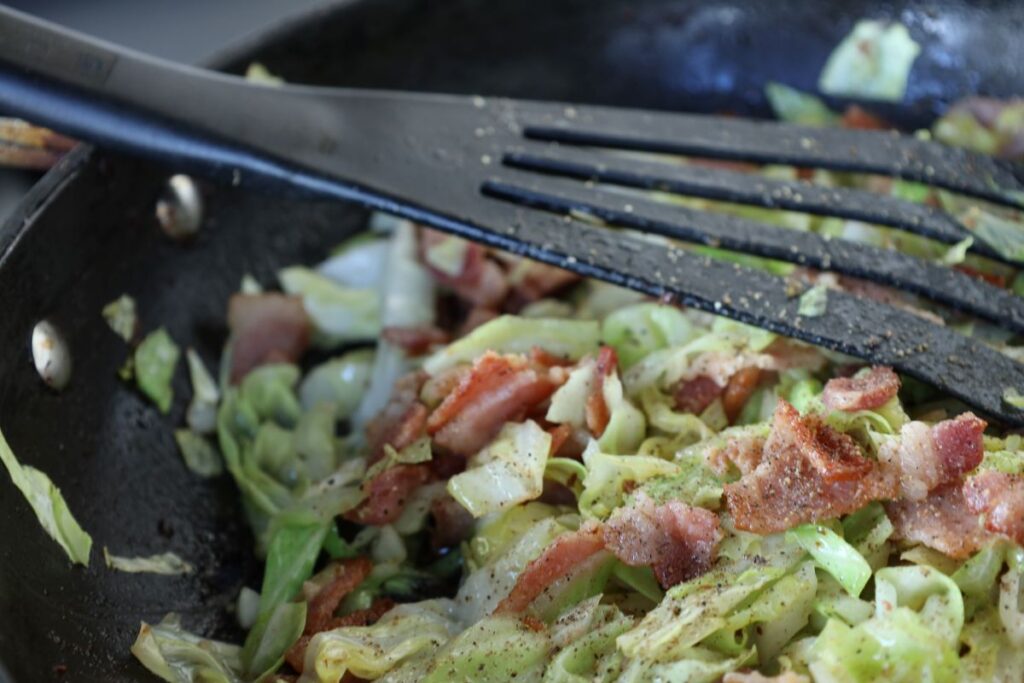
[0,6,324,188]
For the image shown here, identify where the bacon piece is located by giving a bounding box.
[427,352,560,457]
[547,424,574,458]
[953,265,1008,288]
[585,347,618,437]
[420,229,509,307]
[706,433,767,478]
[512,261,582,301]
[429,494,476,550]
[722,367,762,423]
[305,558,374,634]
[287,598,394,673]
[886,483,991,559]
[841,105,890,130]
[531,346,575,368]
[227,294,311,383]
[494,522,606,614]
[822,366,900,412]
[673,375,724,415]
[346,464,431,526]
[879,413,986,501]
[603,492,721,588]
[963,470,1024,545]
[725,401,896,534]
[381,325,450,356]
[365,372,429,463]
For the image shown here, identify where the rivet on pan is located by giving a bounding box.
[156,174,203,240]
[32,320,71,391]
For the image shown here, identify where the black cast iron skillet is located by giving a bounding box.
[1,0,1023,680]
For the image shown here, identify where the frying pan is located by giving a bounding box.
[1,0,1022,680]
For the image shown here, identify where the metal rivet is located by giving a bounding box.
[32,320,71,391]
[156,174,203,240]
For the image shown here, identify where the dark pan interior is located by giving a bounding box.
[1,0,1022,680]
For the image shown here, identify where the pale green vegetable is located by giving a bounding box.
[301,600,459,682]
[239,364,302,426]
[597,372,646,455]
[185,349,219,434]
[132,614,244,683]
[278,266,380,345]
[424,315,600,374]
[102,293,137,342]
[764,82,839,126]
[617,567,784,661]
[0,427,92,565]
[422,233,469,276]
[448,420,551,517]
[1000,548,1024,646]
[807,566,964,682]
[797,283,828,318]
[174,429,223,477]
[422,615,551,683]
[940,236,974,265]
[544,605,633,683]
[245,62,283,85]
[298,349,374,419]
[957,205,1024,264]
[236,587,260,630]
[239,274,262,294]
[242,601,306,680]
[619,646,756,683]
[135,328,180,414]
[1003,387,1024,409]
[818,20,921,101]
[352,220,435,429]
[468,502,561,568]
[104,548,193,575]
[546,361,595,428]
[255,521,329,618]
[601,303,696,369]
[578,442,680,519]
[788,524,871,597]
[639,454,723,509]
[317,237,389,289]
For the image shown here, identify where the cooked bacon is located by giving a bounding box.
[547,424,574,457]
[427,352,561,457]
[705,432,767,478]
[346,464,431,526]
[365,372,429,463]
[420,229,509,307]
[953,265,1008,288]
[531,346,575,368]
[722,367,762,423]
[603,492,721,588]
[429,494,476,550]
[286,597,394,673]
[494,522,606,614]
[585,347,618,437]
[227,294,311,383]
[512,261,582,301]
[822,366,900,412]
[381,325,450,355]
[879,413,986,501]
[305,558,374,634]
[673,375,723,415]
[963,470,1024,545]
[725,401,897,534]
[538,480,577,506]
[841,105,890,130]
[886,483,991,559]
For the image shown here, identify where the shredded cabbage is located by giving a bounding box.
[578,442,680,520]
[135,327,180,414]
[102,293,137,342]
[764,82,839,126]
[104,548,193,575]
[448,420,551,517]
[132,614,244,683]
[185,349,220,434]
[279,266,380,346]
[0,427,92,565]
[174,429,224,477]
[298,349,374,419]
[818,20,921,102]
[788,524,871,597]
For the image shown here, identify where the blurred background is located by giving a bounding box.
[0,0,330,222]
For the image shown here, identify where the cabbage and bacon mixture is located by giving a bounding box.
[131,25,1024,683]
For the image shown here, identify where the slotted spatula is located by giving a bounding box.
[2,7,1024,424]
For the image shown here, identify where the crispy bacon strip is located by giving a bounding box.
[886,483,992,560]
[547,424,574,457]
[227,294,311,383]
[305,558,374,634]
[365,372,429,463]
[512,261,582,301]
[585,347,618,437]
[673,375,723,415]
[420,229,509,307]
[722,367,762,423]
[821,366,900,412]
[427,352,560,457]
[494,522,606,614]
[879,413,986,501]
[963,470,1024,545]
[725,401,896,534]
[604,493,721,588]
[346,464,431,526]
